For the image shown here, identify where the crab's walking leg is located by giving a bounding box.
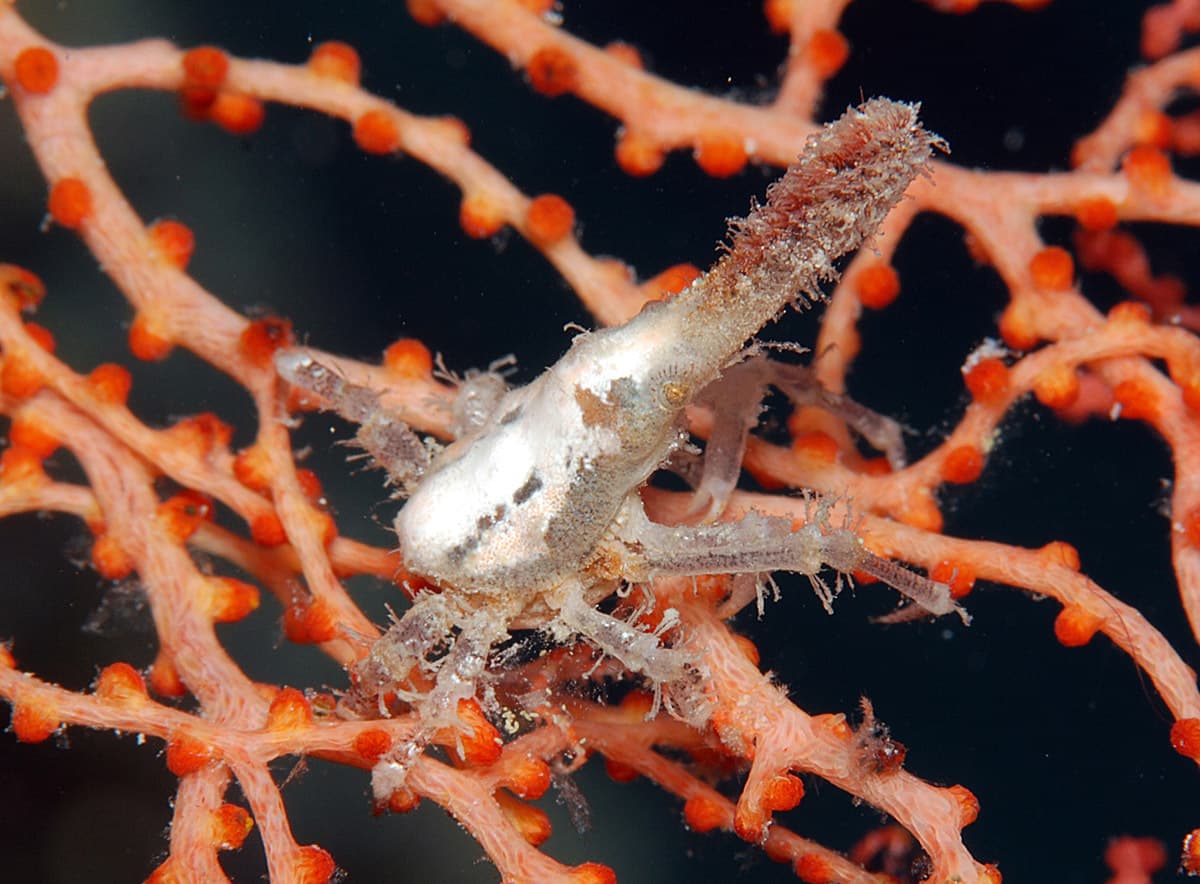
[620,504,960,619]
[275,349,431,493]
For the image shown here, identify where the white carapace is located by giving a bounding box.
[275,99,958,735]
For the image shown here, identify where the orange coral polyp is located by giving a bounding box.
[1033,363,1081,410]
[309,41,361,85]
[1112,378,1160,421]
[1123,145,1172,196]
[250,511,288,547]
[496,790,553,846]
[683,795,726,832]
[383,337,434,377]
[87,363,133,406]
[1054,604,1103,647]
[9,414,59,458]
[794,853,836,884]
[157,490,215,542]
[353,109,402,155]
[239,316,294,368]
[166,733,216,776]
[1074,195,1119,230]
[930,560,977,598]
[128,312,174,361]
[210,804,255,851]
[267,687,314,730]
[12,701,60,743]
[854,261,901,309]
[450,697,502,765]
[352,728,393,762]
[963,357,1010,403]
[283,596,338,644]
[525,193,575,246]
[148,219,196,269]
[695,133,748,178]
[942,444,985,484]
[762,773,805,812]
[209,576,261,623]
[94,662,149,703]
[615,129,665,177]
[0,446,48,484]
[14,46,58,94]
[92,532,135,581]
[459,193,506,239]
[211,92,265,135]
[1029,246,1074,291]
[1171,718,1200,762]
[0,264,46,312]
[526,46,580,97]
[48,177,93,228]
[182,46,229,89]
[805,29,850,78]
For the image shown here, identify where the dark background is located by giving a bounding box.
[0,1,1194,881]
